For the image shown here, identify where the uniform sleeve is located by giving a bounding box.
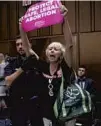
[4,61,14,77]
[30,56,48,73]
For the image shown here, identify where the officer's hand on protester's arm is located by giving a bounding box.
[5,54,37,87]
[5,68,23,87]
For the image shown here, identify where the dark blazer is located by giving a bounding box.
[76,77,96,97]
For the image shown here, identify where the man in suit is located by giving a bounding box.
[76,65,96,126]
[76,65,95,97]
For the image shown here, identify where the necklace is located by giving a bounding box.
[48,78,54,96]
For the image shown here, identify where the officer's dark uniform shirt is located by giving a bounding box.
[4,55,39,107]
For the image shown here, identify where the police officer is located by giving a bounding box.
[4,36,44,126]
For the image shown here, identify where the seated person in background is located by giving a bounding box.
[76,65,96,98]
[76,65,96,126]
[0,53,8,110]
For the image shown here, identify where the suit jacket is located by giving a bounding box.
[76,77,96,97]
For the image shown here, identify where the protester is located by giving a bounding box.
[18,4,76,126]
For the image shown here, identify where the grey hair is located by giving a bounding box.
[45,42,65,61]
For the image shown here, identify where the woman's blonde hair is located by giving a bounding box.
[45,42,65,62]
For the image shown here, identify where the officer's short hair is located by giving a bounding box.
[15,35,21,41]
[15,35,32,44]
[79,65,86,70]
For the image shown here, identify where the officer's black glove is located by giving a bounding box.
[21,55,36,71]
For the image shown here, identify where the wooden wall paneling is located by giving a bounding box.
[38,38,50,59]
[50,36,64,43]
[74,1,80,67]
[9,1,17,39]
[75,1,79,33]
[80,32,101,65]
[95,1,101,31]
[0,3,8,40]
[28,30,38,38]
[38,27,50,36]
[18,1,26,18]
[0,42,9,54]
[79,1,91,32]
[16,2,19,35]
[31,38,47,57]
[9,41,17,56]
[51,24,62,35]
[0,3,2,40]
[18,0,26,36]
[72,35,79,70]
[65,1,76,33]
[90,1,95,31]
[85,64,101,91]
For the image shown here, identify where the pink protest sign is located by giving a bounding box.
[22,0,64,32]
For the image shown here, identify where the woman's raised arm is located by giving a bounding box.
[60,5,73,68]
